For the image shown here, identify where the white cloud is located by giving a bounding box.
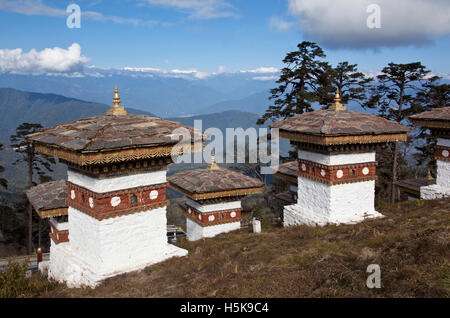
[244,67,278,73]
[0,0,167,27]
[139,0,238,19]
[288,0,450,49]
[253,75,278,81]
[0,43,89,74]
[268,16,293,32]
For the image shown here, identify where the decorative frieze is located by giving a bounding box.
[63,157,172,178]
[298,159,378,185]
[183,204,242,227]
[436,145,450,162]
[49,219,69,245]
[66,182,168,220]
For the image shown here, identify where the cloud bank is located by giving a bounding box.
[139,0,238,19]
[0,43,89,74]
[288,0,450,49]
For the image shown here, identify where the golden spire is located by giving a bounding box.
[106,86,128,116]
[207,152,220,170]
[328,88,346,111]
[426,168,434,180]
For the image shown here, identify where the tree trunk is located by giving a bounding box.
[27,145,33,255]
[391,142,399,204]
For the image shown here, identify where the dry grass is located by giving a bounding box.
[33,198,449,298]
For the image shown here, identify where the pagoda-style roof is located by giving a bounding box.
[25,180,68,219]
[394,178,435,198]
[410,107,450,130]
[273,161,298,184]
[168,165,264,201]
[270,91,410,145]
[27,87,203,166]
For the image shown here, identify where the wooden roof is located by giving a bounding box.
[27,114,204,166]
[270,110,410,145]
[168,168,264,200]
[393,178,435,196]
[25,180,68,218]
[273,161,298,184]
[410,107,450,130]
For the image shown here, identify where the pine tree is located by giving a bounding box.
[10,123,56,254]
[364,62,432,203]
[0,143,7,189]
[257,41,330,125]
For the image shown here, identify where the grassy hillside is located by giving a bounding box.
[27,198,449,298]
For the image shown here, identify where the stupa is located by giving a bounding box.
[273,161,298,205]
[168,154,264,241]
[410,107,450,199]
[27,86,203,288]
[25,180,68,246]
[270,90,410,226]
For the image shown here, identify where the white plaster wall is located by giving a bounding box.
[420,184,450,200]
[436,160,450,188]
[288,177,381,227]
[437,138,450,148]
[298,150,375,165]
[68,169,166,193]
[297,177,331,221]
[328,180,377,224]
[186,198,241,213]
[186,217,241,241]
[49,218,69,231]
[69,206,170,275]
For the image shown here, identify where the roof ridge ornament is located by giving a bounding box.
[328,89,346,111]
[106,86,128,116]
[207,152,220,170]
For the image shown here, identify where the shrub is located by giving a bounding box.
[0,258,50,298]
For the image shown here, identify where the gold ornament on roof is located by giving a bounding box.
[106,86,128,116]
[207,152,220,170]
[426,168,434,181]
[328,89,346,111]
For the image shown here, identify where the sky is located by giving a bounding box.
[0,0,449,77]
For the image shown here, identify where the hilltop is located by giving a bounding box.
[30,198,449,298]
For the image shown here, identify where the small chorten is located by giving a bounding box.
[410,107,450,199]
[271,88,410,227]
[106,86,128,116]
[168,155,264,241]
[27,87,204,288]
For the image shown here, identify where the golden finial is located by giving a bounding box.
[328,88,346,111]
[426,168,434,180]
[106,86,128,116]
[207,152,220,170]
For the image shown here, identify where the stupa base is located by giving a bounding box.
[283,204,383,227]
[47,241,187,288]
[186,218,241,241]
[420,184,450,200]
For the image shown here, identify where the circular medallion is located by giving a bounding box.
[89,197,94,208]
[149,190,158,200]
[362,167,370,175]
[230,211,236,218]
[208,215,215,221]
[111,196,121,207]
[320,169,326,177]
[301,163,307,171]
[70,190,76,200]
[198,214,202,220]
[336,170,344,179]
[188,208,192,214]
[443,149,449,158]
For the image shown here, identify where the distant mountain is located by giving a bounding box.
[0,88,155,143]
[196,91,271,115]
[0,70,278,117]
